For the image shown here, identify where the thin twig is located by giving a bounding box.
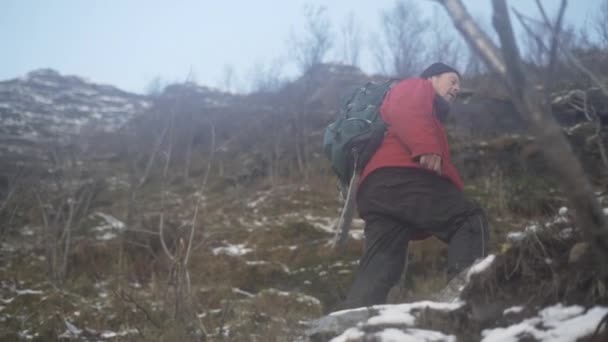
[517,4,608,97]
[159,108,178,263]
[184,123,215,266]
[0,181,18,214]
[117,289,163,329]
[545,0,568,89]
[60,198,75,280]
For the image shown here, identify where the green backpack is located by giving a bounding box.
[323,80,396,190]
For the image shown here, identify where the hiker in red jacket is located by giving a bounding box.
[342,63,489,309]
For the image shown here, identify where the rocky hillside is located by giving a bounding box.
[0,63,607,341]
[0,69,152,176]
[0,69,151,140]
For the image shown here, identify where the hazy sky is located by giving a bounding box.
[2,0,602,93]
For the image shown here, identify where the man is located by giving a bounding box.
[342,63,489,309]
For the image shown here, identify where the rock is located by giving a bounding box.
[305,307,379,341]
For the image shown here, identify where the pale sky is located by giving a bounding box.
[1,0,601,93]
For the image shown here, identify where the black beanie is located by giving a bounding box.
[420,62,461,79]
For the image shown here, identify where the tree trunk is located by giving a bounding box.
[438,0,608,268]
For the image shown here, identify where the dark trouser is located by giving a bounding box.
[342,167,489,309]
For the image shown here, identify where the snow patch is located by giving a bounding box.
[376,328,456,342]
[15,289,43,295]
[92,212,126,240]
[100,329,139,338]
[525,224,539,233]
[367,310,416,326]
[212,243,252,256]
[304,214,336,233]
[559,227,574,239]
[504,306,524,315]
[247,192,269,209]
[482,304,608,342]
[21,226,35,236]
[232,288,255,298]
[507,232,525,242]
[331,327,365,342]
[349,229,364,240]
[467,255,496,280]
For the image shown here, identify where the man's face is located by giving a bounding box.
[429,72,460,103]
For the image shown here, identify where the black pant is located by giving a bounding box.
[342,167,489,309]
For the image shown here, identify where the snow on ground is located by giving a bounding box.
[246,191,270,210]
[504,306,524,315]
[330,301,465,341]
[212,243,253,256]
[232,287,255,298]
[260,288,322,306]
[507,232,525,242]
[327,298,607,341]
[58,321,139,340]
[374,328,456,342]
[506,206,577,246]
[300,214,364,239]
[482,304,608,342]
[91,212,126,241]
[304,214,336,233]
[367,309,416,326]
[467,254,496,280]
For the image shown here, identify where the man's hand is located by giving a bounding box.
[419,154,442,175]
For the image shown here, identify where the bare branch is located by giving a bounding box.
[568,90,608,171]
[440,0,608,272]
[115,288,163,329]
[492,0,525,94]
[545,0,568,82]
[60,198,75,279]
[534,0,552,27]
[200,123,216,192]
[184,123,215,266]
[340,11,363,66]
[436,0,506,76]
[375,0,428,77]
[138,116,171,188]
[0,180,18,214]
[595,0,608,46]
[158,110,178,263]
[515,6,608,97]
[289,4,334,72]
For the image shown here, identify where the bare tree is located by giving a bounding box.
[512,9,578,69]
[426,8,465,70]
[510,4,608,97]
[595,0,608,47]
[159,123,215,333]
[374,0,428,77]
[219,64,238,93]
[289,4,334,72]
[248,60,286,93]
[36,145,101,282]
[340,11,363,67]
[0,172,20,237]
[145,76,168,96]
[437,0,608,266]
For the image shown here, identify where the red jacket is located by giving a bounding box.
[360,78,463,189]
